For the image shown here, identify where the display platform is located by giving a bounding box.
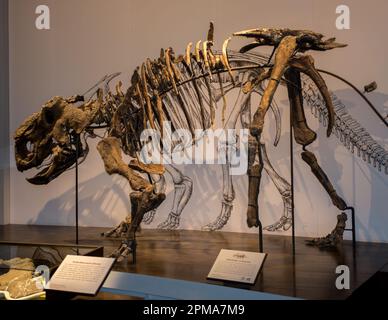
[1,224,388,300]
[0,241,103,264]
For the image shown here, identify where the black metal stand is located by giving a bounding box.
[258,221,263,253]
[131,237,137,264]
[343,206,356,247]
[290,112,296,254]
[257,106,296,254]
[74,134,80,254]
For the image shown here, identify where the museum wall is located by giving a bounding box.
[0,0,9,225]
[8,0,388,242]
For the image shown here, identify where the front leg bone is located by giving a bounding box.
[250,36,297,138]
[97,137,151,192]
[97,137,166,261]
[101,215,131,238]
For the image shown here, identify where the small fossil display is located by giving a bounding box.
[0,258,43,299]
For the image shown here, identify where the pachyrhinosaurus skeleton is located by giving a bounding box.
[14,23,387,261]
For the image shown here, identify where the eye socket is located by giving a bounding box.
[41,98,64,126]
[43,108,56,125]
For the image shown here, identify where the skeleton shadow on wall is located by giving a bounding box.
[30,172,131,227]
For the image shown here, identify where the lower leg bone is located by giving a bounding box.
[301,150,347,210]
[246,137,263,227]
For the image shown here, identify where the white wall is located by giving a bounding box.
[8,0,388,242]
[0,0,9,225]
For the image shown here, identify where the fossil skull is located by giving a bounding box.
[14,93,101,185]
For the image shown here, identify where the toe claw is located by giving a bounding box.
[110,241,135,262]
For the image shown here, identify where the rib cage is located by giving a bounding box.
[149,50,268,133]
[102,48,270,156]
[93,49,387,175]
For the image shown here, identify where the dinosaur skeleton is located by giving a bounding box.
[14,23,386,261]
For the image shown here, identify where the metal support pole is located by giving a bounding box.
[258,221,263,253]
[75,134,80,253]
[290,110,296,254]
[344,206,356,247]
[131,237,137,265]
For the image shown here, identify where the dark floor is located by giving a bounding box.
[1,224,388,300]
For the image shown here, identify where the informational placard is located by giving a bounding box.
[46,255,115,296]
[207,249,267,284]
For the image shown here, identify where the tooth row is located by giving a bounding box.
[302,77,388,174]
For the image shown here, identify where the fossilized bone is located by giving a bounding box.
[15,23,385,261]
[0,258,43,299]
[306,212,348,248]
